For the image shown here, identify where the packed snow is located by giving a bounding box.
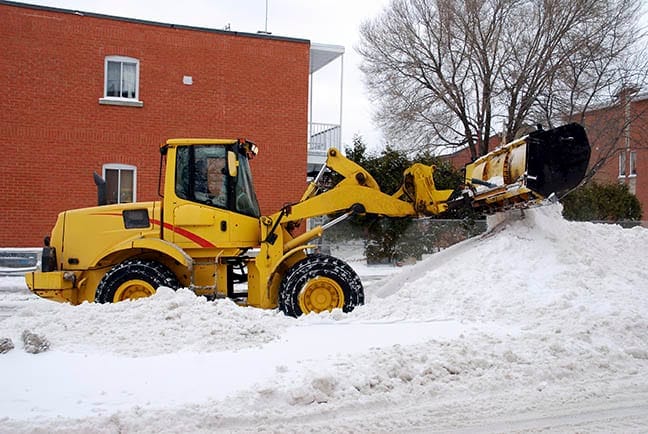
[1,204,647,433]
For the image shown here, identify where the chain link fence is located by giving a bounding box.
[316,218,488,265]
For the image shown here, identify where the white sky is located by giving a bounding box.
[24,0,391,149]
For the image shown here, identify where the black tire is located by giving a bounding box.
[278,254,364,317]
[95,259,179,303]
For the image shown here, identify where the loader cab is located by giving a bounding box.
[159,138,262,250]
[164,139,261,218]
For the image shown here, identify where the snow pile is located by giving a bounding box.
[368,204,648,329]
[1,204,647,432]
[1,286,294,356]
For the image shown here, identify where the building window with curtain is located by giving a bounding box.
[103,164,136,204]
[99,56,143,107]
[629,151,637,176]
[619,151,627,177]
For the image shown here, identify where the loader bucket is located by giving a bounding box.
[525,123,591,198]
[464,123,591,212]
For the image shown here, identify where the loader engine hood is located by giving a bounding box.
[54,201,159,270]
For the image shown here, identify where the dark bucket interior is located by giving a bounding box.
[526,123,591,198]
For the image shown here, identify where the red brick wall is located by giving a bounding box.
[442,147,472,169]
[441,135,502,171]
[0,3,310,246]
[583,96,648,218]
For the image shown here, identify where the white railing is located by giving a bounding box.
[309,123,340,153]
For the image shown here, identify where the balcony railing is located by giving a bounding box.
[309,123,340,153]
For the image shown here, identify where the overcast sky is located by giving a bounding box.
[25,0,390,149]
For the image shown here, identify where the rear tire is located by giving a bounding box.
[279,254,364,317]
[95,259,179,303]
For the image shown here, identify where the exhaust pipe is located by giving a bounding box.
[93,172,107,206]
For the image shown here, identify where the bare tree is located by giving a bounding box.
[358,0,647,163]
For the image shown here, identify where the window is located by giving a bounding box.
[103,164,136,204]
[619,151,627,177]
[629,151,637,176]
[99,56,143,107]
[174,145,261,217]
[175,146,229,209]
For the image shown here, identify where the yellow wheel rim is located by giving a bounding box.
[298,276,344,314]
[113,279,156,302]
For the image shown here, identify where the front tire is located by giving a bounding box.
[95,259,179,303]
[278,254,364,317]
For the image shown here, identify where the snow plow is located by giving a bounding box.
[463,123,591,212]
[25,123,590,316]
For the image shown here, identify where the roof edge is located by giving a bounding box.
[0,0,310,45]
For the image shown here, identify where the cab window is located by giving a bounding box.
[174,144,261,217]
[175,146,228,209]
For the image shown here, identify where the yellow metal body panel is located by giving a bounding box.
[57,201,162,271]
[25,271,76,303]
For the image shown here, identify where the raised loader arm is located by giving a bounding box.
[249,149,456,315]
[279,148,455,224]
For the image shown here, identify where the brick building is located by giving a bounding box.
[580,91,648,213]
[0,1,332,247]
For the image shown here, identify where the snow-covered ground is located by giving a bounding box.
[1,204,647,433]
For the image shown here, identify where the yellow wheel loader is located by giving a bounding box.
[25,123,590,317]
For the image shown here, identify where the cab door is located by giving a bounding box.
[169,145,231,249]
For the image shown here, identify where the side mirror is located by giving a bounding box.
[227,151,238,177]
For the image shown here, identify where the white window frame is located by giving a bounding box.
[103,164,137,204]
[629,151,637,177]
[618,151,627,177]
[99,56,143,107]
